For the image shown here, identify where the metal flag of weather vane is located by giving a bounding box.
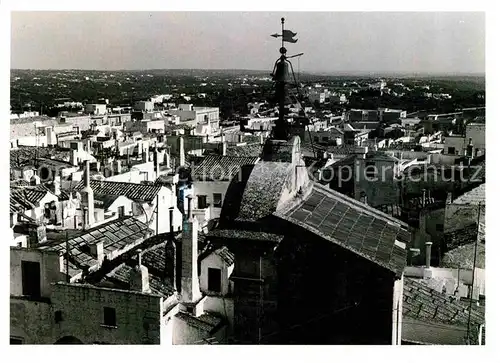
[269,17,304,140]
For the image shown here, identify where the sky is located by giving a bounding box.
[10,11,485,74]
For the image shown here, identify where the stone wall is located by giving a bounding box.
[51,283,163,344]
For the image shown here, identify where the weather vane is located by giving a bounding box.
[269,17,303,141]
[271,17,298,56]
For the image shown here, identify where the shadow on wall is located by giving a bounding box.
[54,336,83,344]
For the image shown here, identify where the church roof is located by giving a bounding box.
[275,183,410,275]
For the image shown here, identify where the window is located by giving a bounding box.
[118,206,125,218]
[103,307,116,327]
[55,311,63,323]
[208,268,222,293]
[21,261,41,298]
[447,147,456,155]
[197,195,207,209]
[213,193,223,208]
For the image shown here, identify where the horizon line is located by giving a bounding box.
[10,68,486,77]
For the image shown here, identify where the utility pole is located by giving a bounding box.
[65,229,70,283]
[156,194,159,236]
[466,201,481,344]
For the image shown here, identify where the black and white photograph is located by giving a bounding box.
[4,3,494,350]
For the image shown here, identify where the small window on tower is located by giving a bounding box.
[103,307,117,327]
[55,310,63,323]
[213,193,223,208]
[197,195,208,209]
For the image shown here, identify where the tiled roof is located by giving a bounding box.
[224,161,292,222]
[58,189,78,201]
[193,155,259,181]
[262,139,294,162]
[74,180,162,202]
[94,194,122,210]
[10,179,30,187]
[105,263,175,296]
[38,217,153,270]
[176,311,224,334]
[403,278,484,329]
[275,183,410,275]
[452,183,485,205]
[442,243,485,269]
[140,232,209,274]
[225,143,263,157]
[11,187,51,208]
[213,246,235,265]
[207,229,284,244]
[444,223,483,250]
[10,146,72,167]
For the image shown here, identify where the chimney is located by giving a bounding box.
[425,242,432,268]
[186,195,192,220]
[238,134,244,143]
[70,149,78,166]
[114,159,122,174]
[28,225,47,247]
[86,139,91,153]
[45,126,54,146]
[178,136,185,166]
[90,241,104,265]
[165,207,177,290]
[154,147,160,177]
[53,175,61,196]
[446,192,453,204]
[164,151,171,169]
[30,170,41,186]
[260,133,264,145]
[222,141,227,156]
[84,160,91,187]
[130,249,151,293]
[180,196,201,303]
[142,146,149,163]
[82,160,95,228]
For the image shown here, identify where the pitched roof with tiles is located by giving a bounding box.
[10,146,72,167]
[10,187,54,209]
[224,161,293,222]
[403,278,484,332]
[105,263,175,296]
[193,155,259,181]
[38,217,153,271]
[444,223,483,251]
[452,183,485,205]
[225,143,263,157]
[275,183,411,275]
[74,180,163,202]
[442,243,485,269]
[175,311,224,334]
